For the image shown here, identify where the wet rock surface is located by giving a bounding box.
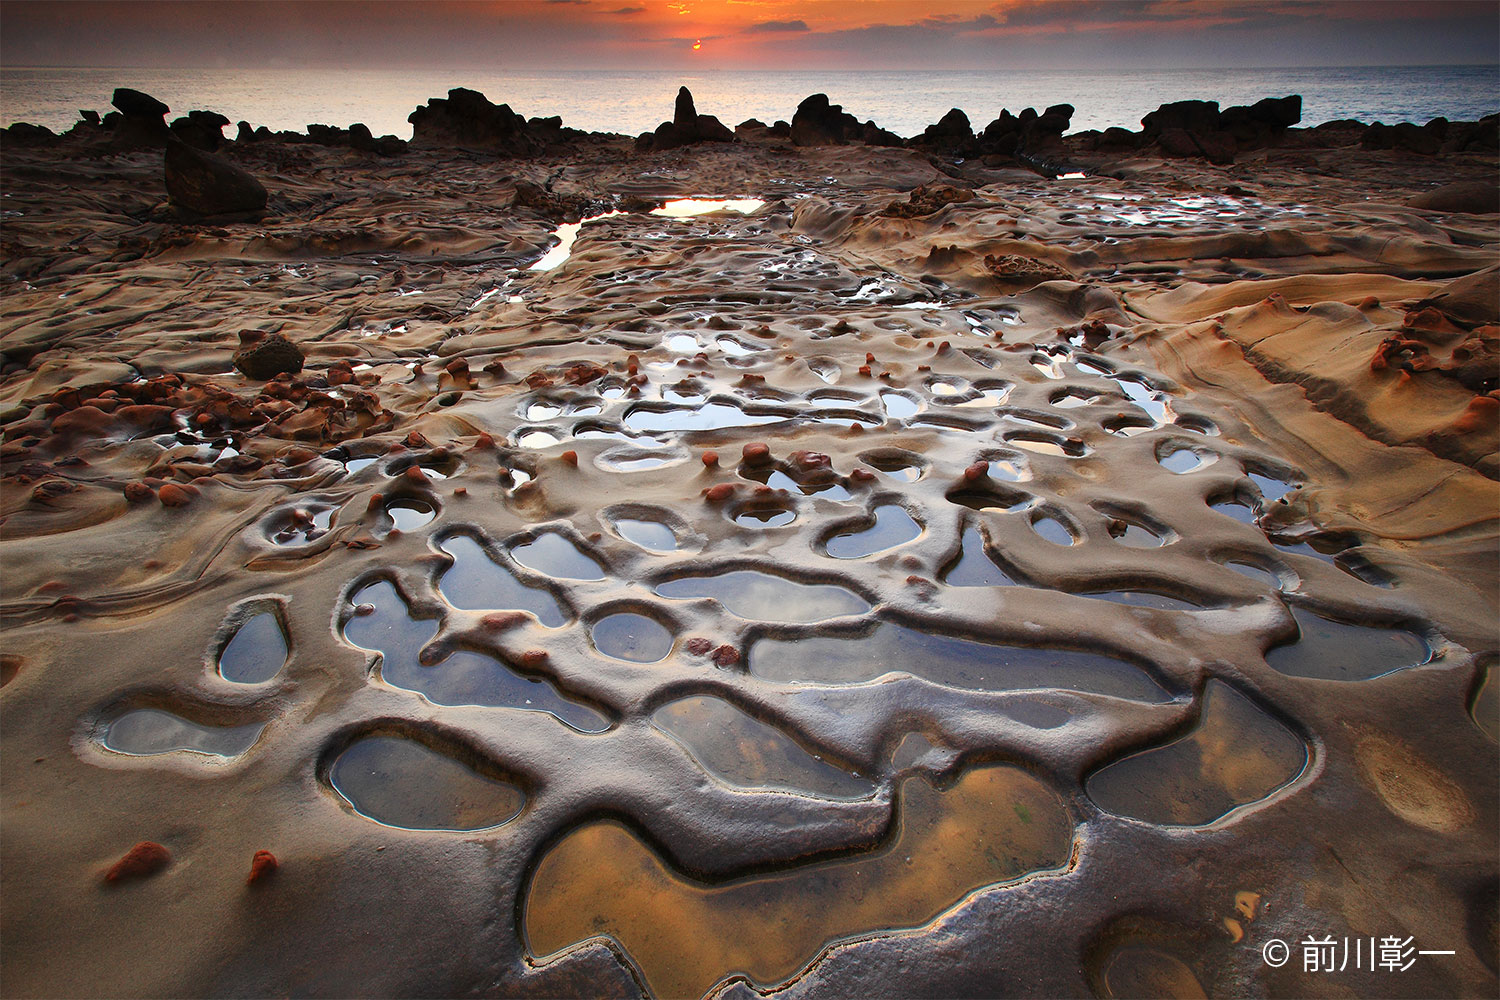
[0,89,1496,1000]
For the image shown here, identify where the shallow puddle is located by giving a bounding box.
[345,580,606,730]
[438,535,567,626]
[1086,680,1305,825]
[750,622,1169,701]
[861,452,923,482]
[824,504,921,559]
[1157,447,1215,474]
[654,570,868,623]
[510,532,606,581]
[384,498,435,533]
[651,198,765,218]
[652,696,873,798]
[943,525,1017,587]
[1099,945,1207,999]
[268,503,336,545]
[624,402,784,435]
[879,392,920,419]
[103,708,264,757]
[524,764,1071,1000]
[733,503,797,528]
[1082,591,1200,611]
[1263,606,1430,681]
[327,734,525,830]
[610,516,679,552]
[1108,520,1167,548]
[218,611,288,684]
[591,612,674,663]
[947,485,1034,513]
[1030,515,1076,547]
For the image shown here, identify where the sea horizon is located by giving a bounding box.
[4,63,1496,140]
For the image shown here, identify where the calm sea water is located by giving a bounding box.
[2,66,1495,139]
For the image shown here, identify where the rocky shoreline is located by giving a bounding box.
[2,81,1497,999]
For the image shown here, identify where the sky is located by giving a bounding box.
[1,0,1497,71]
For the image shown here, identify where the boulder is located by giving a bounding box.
[112,87,168,119]
[880,184,974,218]
[1362,121,1440,155]
[110,87,170,148]
[917,108,973,151]
[169,110,230,151]
[1219,95,1301,148]
[236,120,255,143]
[1408,181,1500,214]
[232,333,304,380]
[164,139,268,218]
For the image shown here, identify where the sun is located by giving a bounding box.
[692,39,702,51]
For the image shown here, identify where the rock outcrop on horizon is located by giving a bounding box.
[637,87,735,151]
[789,94,903,147]
[407,87,571,154]
[169,110,231,151]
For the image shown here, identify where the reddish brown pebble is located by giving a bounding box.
[403,466,429,485]
[157,483,193,507]
[858,365,872,377]
[851,468,876,482]
[702,451,719,467]
[865,352,876,363]
[353,603,376,617]
[474,432,496,450]
[366,493,385,510]
[105,841,171,883]
[405,431,428,449]
[123,481,155,503]
[936,341,951,354]
[246,850,278,885]
[481,611,526,631]
[560,450,578,466]
[704,483,736,503]
[742,442,771,465]
[453,486,467,497]
[963,461,988,482]
[712,644,740,667]
[522,650,549,668]
[685,637,713,656]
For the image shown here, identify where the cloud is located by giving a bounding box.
[605,5,645,12]
[744,19,810,33]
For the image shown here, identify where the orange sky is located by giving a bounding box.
[2,0,1497,69]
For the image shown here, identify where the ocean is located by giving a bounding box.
[2,65,1495,140]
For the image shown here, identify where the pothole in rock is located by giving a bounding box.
[102,708,265,757]
[879,392,921,420]
[524,765,1071,1000]
[217,610,288,684]
[1030,513,1078,547]
[345,579,607,731]
[750,622,1170,701]
[590,611,675,663]
[652,695,873,798]
[654,570,869,623]
[326,734,525,831]
[437,535,568,625]
[1264,606,1431,681]
[1086,680,1306,825]
[942,525,1018,587]
[823,504,921,559]
[1157,445,1216,474]
[732,500,798,529]
[609,514,680,552]
[265,502,337,545]
[381,498,436,534]
[860,450,925,482]
[510,532,606,581]
[623,402,785,435]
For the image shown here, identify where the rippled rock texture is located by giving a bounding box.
[1,117,1496,998]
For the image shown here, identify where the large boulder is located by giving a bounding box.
[673,86,697,128]
[790,93,856,146]
[1408,181,1500,214]
[232,332,303,380]
[110,87,170,148]
[164,139,268,218]
[1219,95,1301,148]
[169,110,230,151]
[916,108,973,151]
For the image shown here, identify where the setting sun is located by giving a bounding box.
[693,39,702,51]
